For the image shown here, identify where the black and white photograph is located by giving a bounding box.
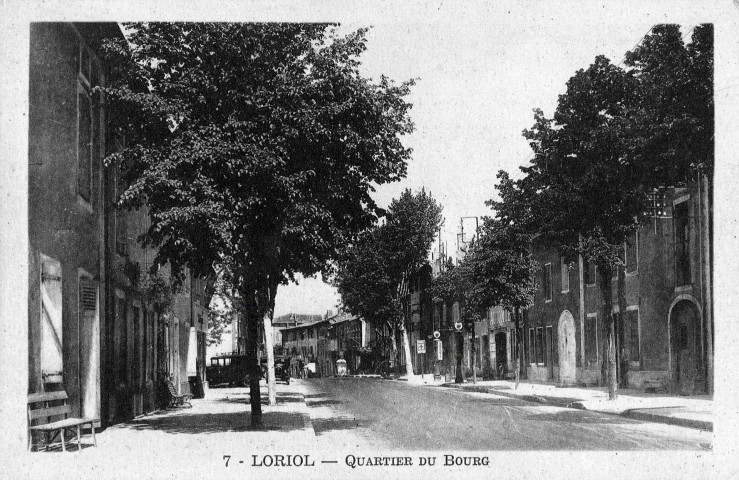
[1,1,738,479]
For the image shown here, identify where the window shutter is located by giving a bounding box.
[41,260,64,384]
[79,278,98,313]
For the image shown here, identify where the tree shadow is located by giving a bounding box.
[306,399,342,407]
[312,416,367,435]
[215,395,305,405]
[524,410,635,424]
[115,411,309,435]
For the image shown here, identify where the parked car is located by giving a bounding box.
[206,354,250,387]
[260,355,292,384]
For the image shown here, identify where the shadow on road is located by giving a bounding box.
[524,410,635,424]
[312,416,367,435]
[216,396,305,405]
[306,399,342,407]
[115,411,308,434]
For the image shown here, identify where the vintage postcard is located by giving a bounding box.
[1,1,737,479]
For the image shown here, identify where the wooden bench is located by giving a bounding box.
[28,391,98,452]
[165,379,193,408]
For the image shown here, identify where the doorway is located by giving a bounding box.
[494,332,507,378]
[670,300,703,394]
[558,310,577,385]
[546,326,554,380]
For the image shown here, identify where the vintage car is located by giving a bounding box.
[206,354,250,387]
[260,355,292,384]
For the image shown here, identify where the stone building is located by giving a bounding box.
[523,185,713,394]
[28,22,123,428]
[27,23,213,436]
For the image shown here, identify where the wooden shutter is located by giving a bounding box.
[41,259,64,384]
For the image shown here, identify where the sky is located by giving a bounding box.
[1,0,726,320]
[273,11,668,318]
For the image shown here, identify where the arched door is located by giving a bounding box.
[670,301,703,394]
[558,311,577,385]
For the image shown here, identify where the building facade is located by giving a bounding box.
[524,185,713,394]
[28,22,119,427]
[28,23,212,437]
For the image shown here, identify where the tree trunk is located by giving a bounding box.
[514,309,520,389]
[400,322,415,378]
[617,265,628,389]
[263,311,276,406]
[388,321,399,375]
[455,330,464,384]
[598,264,618,400]
[241,292,263,428]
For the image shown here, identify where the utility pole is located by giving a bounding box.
[455,329,463,384]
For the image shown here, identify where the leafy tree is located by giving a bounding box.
[624,24,713,186]
[335,188,443,377]
[515,55,639,399]
[429,183,538,385]
[507,25,712,399]
[101,23,415,427]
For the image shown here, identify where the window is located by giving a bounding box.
[77,88,92,200]
[561,257,570,293]
[133,306,141,386]
[584,261,596,286]
[623,310,640,362]
[674,201,691,286]
[76,41,100,203]
[584,314,598,367]
[148,311,155,382]
[116,296,127,384]
[528,329,535,364]
[543,263,552,302]
[535,327,544,364]
[625,231,638,274]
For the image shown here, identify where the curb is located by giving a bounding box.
[439,384,712,431]
[622,409,713,432]
[299,396,317,436]
[441,383,550,405]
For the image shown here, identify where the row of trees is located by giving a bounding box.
[333,189,443,377]
[100,23,417,427]
[432,25,713,399]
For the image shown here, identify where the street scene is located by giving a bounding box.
[2,2,733,479]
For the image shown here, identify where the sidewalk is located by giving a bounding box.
[12,381,322,480]
[95,380,317,454]
[436,379,713,431]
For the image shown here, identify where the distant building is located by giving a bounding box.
[271,314,322,353]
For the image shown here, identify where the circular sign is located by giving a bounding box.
[454,322,463,331]
[433,330,441,339]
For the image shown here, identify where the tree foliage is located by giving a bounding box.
[429,174,538,326]
[493,24,713,399]
[102,23,415,287]
[334,188,443,371]
[101,23,416,425]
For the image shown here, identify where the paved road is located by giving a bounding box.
[303,378,711,450]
